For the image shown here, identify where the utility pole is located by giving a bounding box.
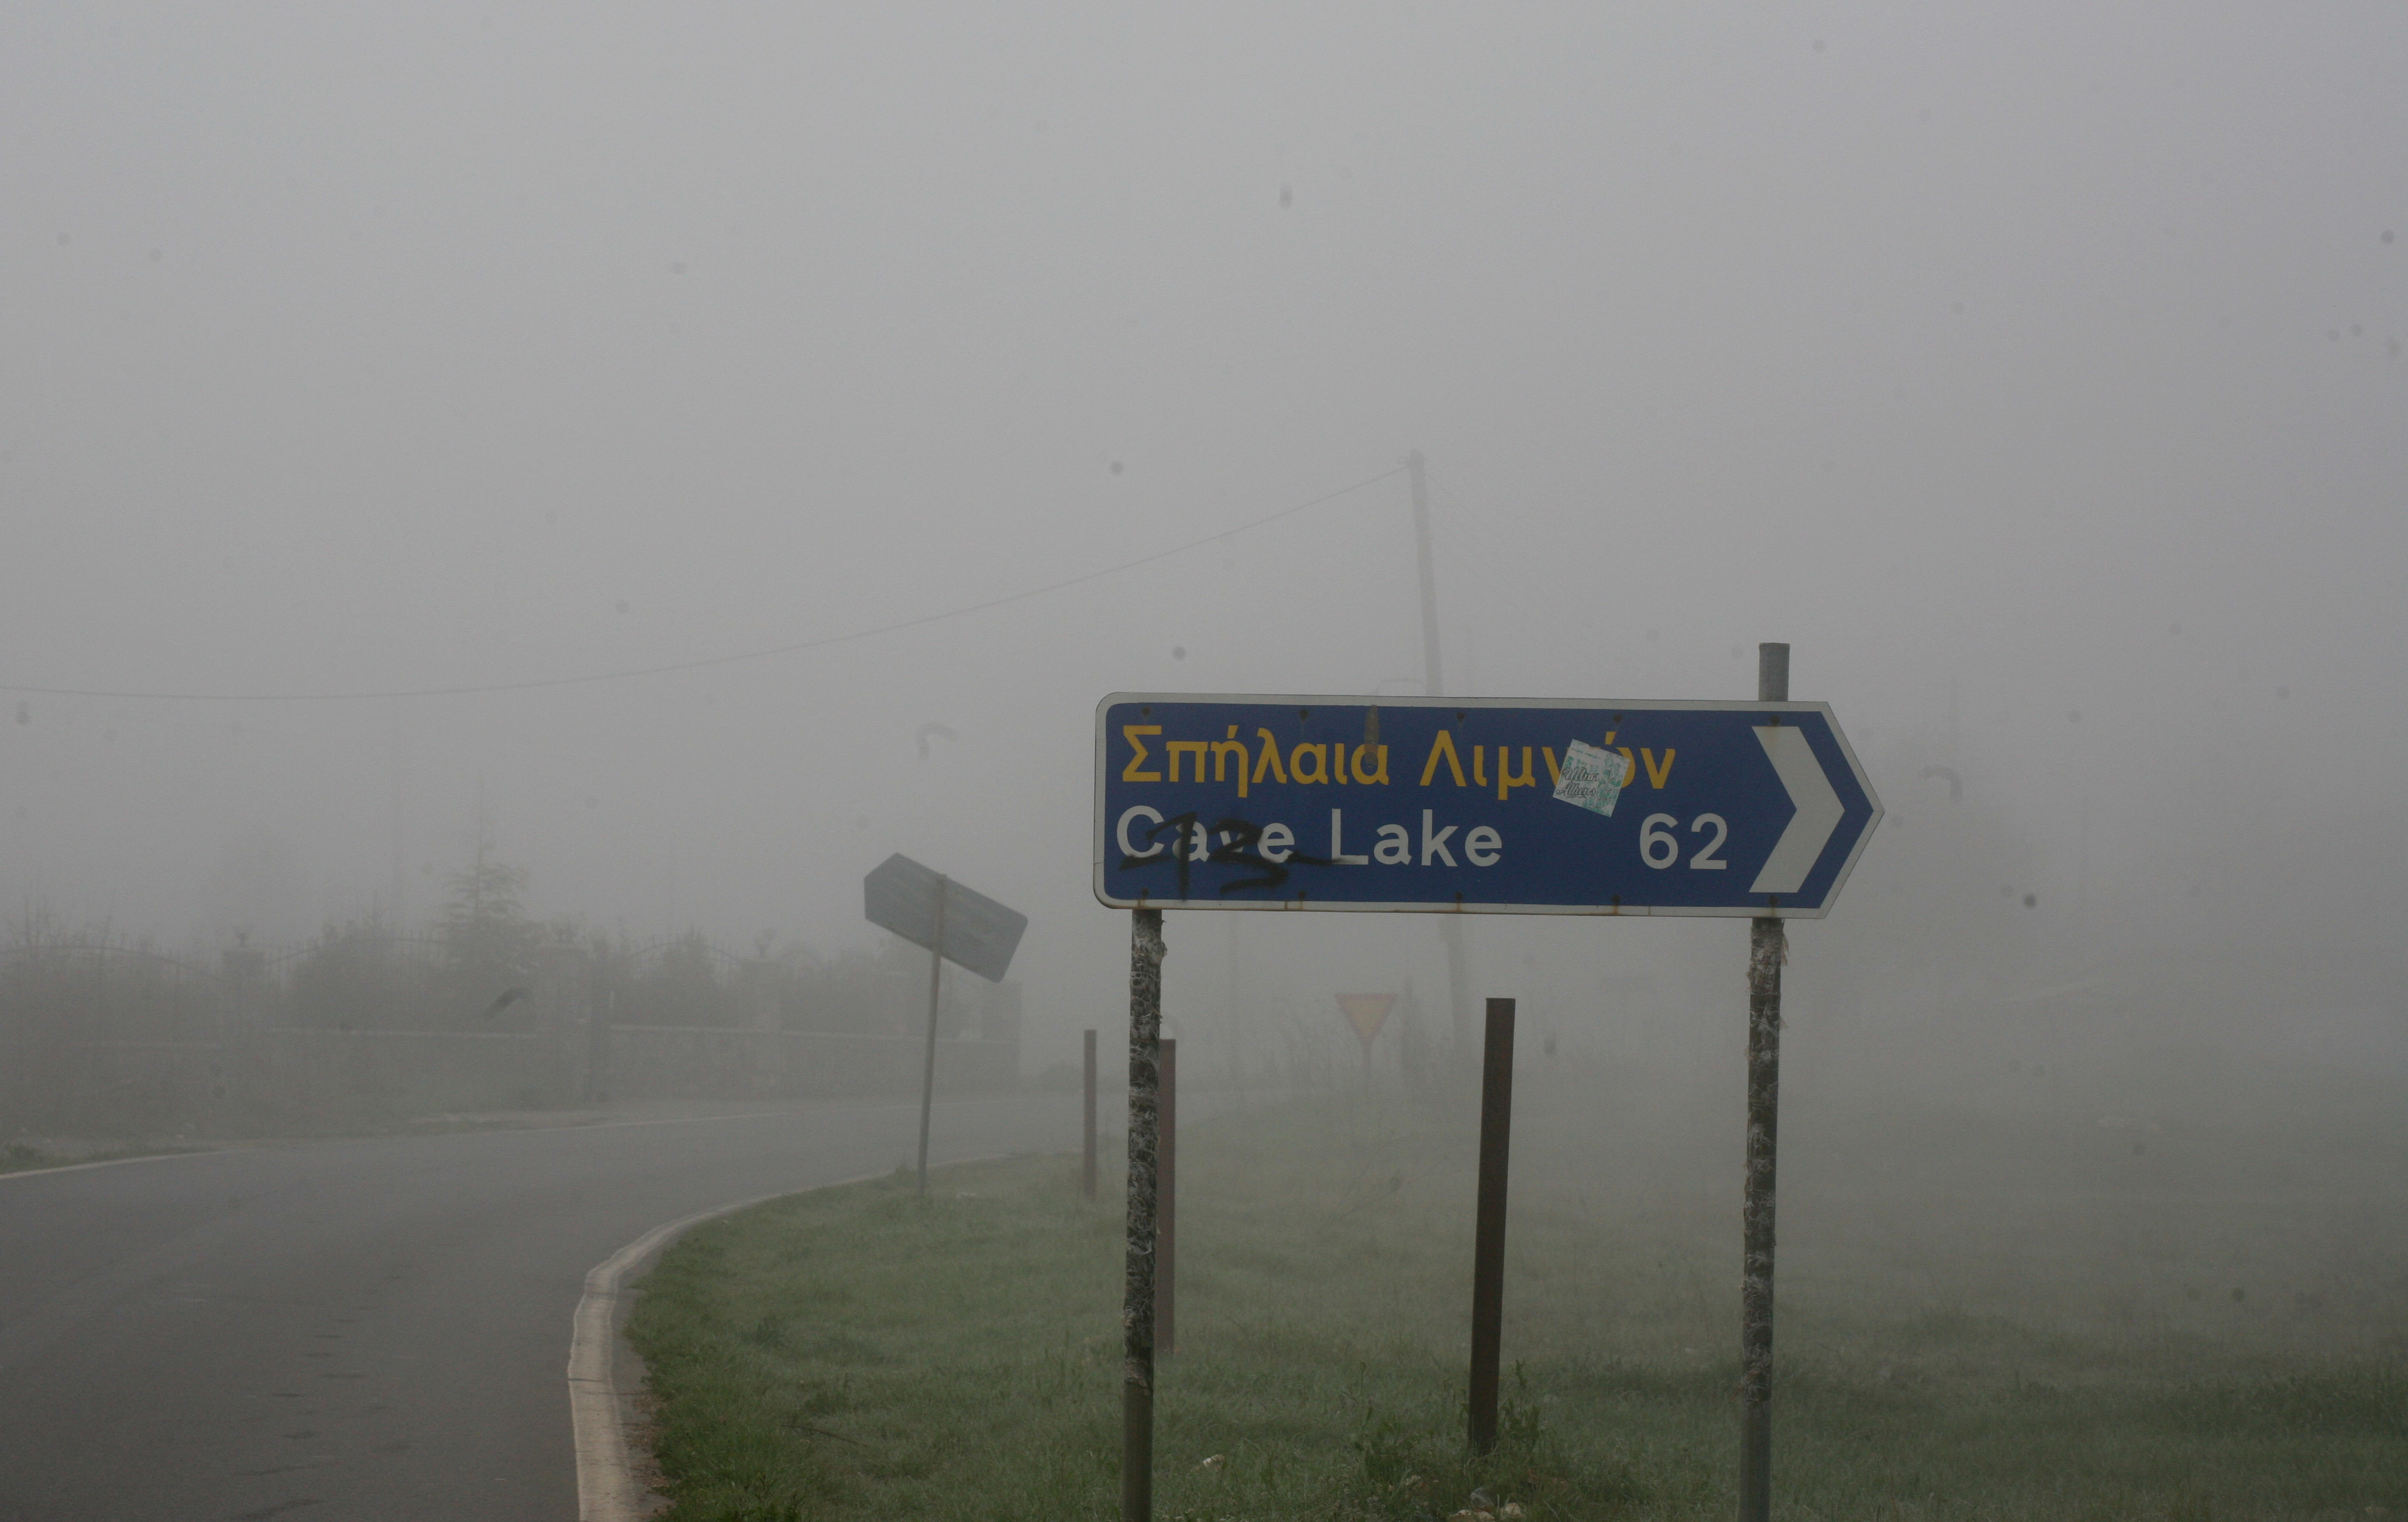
[389,707,407,930]
[472,772,489,919]
[1409,450,1474,1064]
[1410,450,1444,699]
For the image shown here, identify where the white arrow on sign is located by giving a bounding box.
[1748,726,1845,895]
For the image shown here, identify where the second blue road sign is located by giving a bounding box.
[1092,693,1881,918]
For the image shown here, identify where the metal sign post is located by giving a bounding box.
[1158,1036,1177,1359]
[862,854,1028,1201]
[1119,908,1164,1522]
[915,878,948,1198]
[1336,993,1398,1085]
[1467,996,1516,1454]
[1739,644,1788,1522]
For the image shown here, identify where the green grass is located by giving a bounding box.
[627,1091,2408,1520]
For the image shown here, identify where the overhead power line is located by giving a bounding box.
[1,465,1406,704]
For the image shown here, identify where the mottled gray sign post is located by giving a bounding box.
[1120,908,1164,1522]
[1738,642,1789,1522]
[862,854,1027,1200]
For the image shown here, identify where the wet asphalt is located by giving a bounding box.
[0,1093,1079,1521]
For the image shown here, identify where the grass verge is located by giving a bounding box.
[627,1095,2407,1520]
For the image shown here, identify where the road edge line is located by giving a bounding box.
[0,1147,227,1183]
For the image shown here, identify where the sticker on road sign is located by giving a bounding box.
[1552,739,1629,817]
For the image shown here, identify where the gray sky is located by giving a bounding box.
[3,4,2401,1055]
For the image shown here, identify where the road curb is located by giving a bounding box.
[569,1159,1009,1522]
[569,1186,807,1522]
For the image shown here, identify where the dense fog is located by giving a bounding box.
[2,4,2401,1118]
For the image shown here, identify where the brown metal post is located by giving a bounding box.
[1082,1028,1099,1200]
[1468,997,1516,1453]
[1121,908,1164,1522]
[1739,642,1790,1522]
[1158,1036,1177,1358]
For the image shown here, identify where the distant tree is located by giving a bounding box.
[439,833,543,1021]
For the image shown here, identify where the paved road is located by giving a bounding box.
[0,1094,1082,1521]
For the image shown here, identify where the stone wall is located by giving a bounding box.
[1,1023,1019,1133]
[598,1025,1020,1101]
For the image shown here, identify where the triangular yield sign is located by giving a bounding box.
[1335,992,1397,1046]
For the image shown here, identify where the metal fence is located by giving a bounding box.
[0,930,1020,1135]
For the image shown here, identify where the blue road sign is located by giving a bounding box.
[1092,694,1881,918]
